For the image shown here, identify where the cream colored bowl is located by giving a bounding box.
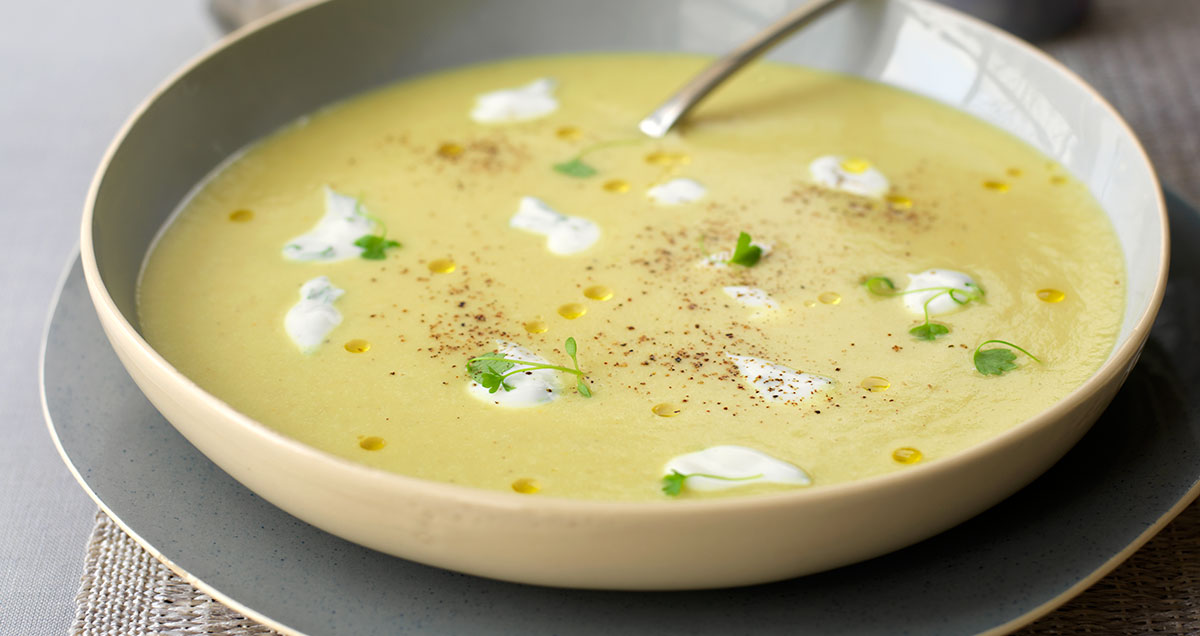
[81,0,1167,589]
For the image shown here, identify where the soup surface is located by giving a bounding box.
[138,54,1124,501]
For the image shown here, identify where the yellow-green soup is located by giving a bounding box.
[138,54,1124,501]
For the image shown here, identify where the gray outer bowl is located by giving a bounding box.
[80,0,1168,589]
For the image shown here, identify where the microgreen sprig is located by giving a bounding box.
[352,199,401,260]
[973,339,1041,376]
[661,469,764,496]
[727,231,763,267]
[467,337,592,397]
[862,275,983,341]
[552,138,642,178]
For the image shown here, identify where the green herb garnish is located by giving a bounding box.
[552,138,642,178]
[660,469,764,496]
[727,231,763,267]
[352,199,402,260]
[354,234,401,260]
[973,339,1041,376]
[552,157,598,178]
[467,337,592,397]
[863,275,983,341]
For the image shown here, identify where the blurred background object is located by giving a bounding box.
[209,0,297,32]
[940,0,1090,41]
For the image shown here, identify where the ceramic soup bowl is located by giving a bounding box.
[81,0,1167,589]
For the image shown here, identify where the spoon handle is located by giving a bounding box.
[638,0,851,138]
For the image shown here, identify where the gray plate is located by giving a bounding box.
[43,189,1200,635]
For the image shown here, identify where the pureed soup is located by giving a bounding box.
[138,54,1124,502]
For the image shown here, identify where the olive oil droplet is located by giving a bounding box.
[892,447,923,464]
[860,376,890,392]
[523,319,549,334]
[555,126,582,140]
[228,209,253,222]
[803,300,818,308]
[428,258,456,274]
[437,142,464,158]
[840,158,871,174]
[359,436,386,451]
[983,180,1010,192]
[652,403,681,417]
[818,292,842,305]
[512,478,541,494]
[645,151,691,166]
[583,285,614,301]
[558,303,587,320]
[1050,175,1068,185]
[344,339,370,353]
[885,195,912,209]
[602,179,631,193]
[1037,288,1066,303]
[1006,167,1023,177]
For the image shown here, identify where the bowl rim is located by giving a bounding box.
[79,0,1170,515]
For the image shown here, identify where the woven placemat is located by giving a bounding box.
[71,0,1200,634]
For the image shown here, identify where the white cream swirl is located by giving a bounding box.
[284,276,344,353]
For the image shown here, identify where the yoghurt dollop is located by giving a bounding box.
[285,276,344,353]
[467,341,561,407]
[903,269,981,315]
[509,196,600,255]
[809,155,890,198]
[664,445,812,491]
[647,178,707,205]
[727,353,832,403]
[470,78,558,124]
[282,187,374,262]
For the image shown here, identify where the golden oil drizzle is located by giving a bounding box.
[602,179,631,193]
[558,303,587,320]
[436,142,464,158]
[428,258,456,274]
[645,150,691,166]
[344,339,370,353]
[983,180,1010,192]
[583,285,614,301]
[652,403,682,417]
[1050,175,1068,185]
[359,436,386,451]
[555,126,582,141]
[1037,288,1066,303]
[803,300,818,308]
[839,158,871,174]
[228,209,254,222]
[1006,167,1023,177]
[892,447,923,464]
[523,318,549,334]
[511,478,541,494]
[860,376,891,392]
[885,195,912,209]
[818,292,842,305]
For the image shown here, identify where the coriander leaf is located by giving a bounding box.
[864,276,897,296]
[661,470,687,496]
[974,348,1017,375]
[576,380,592,398]
[973,339,1042,376]
[727,231,763,267]
[909,322,950,341]
[553,157,597,178]
[354,234,401,260]
[565,337,577,358]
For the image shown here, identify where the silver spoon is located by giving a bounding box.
[638,0,851,138]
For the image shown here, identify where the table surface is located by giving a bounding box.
[2,2,1196,635]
